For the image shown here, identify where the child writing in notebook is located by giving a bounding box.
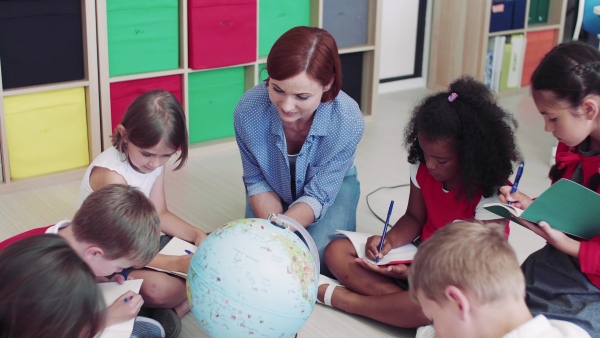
[409,221,589,338]
[499,41,600,336]
[321,76,521,327]
[79,90,207,319]
[0,184,161,331]
[0,235,105,338]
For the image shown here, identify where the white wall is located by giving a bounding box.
[378,0,431,93]
[379,0,419,79]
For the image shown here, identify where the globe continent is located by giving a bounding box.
[187,218,318,337]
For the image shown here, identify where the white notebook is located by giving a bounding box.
[97,279,143,338]
[145,237,197,278]
[335,230,418,265]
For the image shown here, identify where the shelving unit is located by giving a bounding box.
[96,0,382,150]
[0,0,380,193]
[0,0,101,193]
[428,0,567,91]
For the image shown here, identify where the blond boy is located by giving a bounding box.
[409,221,590,338]
[0,184,161,327]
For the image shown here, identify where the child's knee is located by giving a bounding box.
[324,238,354,265]
[140,276,186,304]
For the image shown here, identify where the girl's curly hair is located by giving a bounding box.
[403,76,522,200]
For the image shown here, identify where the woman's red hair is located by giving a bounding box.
[266,26,342,102]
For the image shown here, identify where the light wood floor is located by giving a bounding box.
[0,87,554,337]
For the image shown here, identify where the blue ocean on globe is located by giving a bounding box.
[187,218,318,337]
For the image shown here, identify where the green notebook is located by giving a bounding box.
[484,179,600,240]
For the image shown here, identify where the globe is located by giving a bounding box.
[187,218,318,337]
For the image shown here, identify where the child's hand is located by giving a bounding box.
[354,257,410,279]
[105,291,143,327]
[109,274,126,284]
[518,218,581,257]
[194,229,208,246]
[498,186,534,209]
[365,235,393,261]
[176,254,193,273]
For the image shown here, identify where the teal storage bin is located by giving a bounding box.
[258,0,311,57]
[258,63,268,82]
[188,67,245,143]
[107,0,179,76]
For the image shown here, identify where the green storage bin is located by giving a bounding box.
[188,67,245,143]
[107,0,179,77]
[258,63,268,82]
[258,0,311,57]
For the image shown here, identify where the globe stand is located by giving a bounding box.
[270,214,320,277]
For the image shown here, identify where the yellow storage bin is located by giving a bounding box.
[4,87,90,179]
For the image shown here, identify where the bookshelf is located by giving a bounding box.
[0,0,101,193]
[96,0,382,150]
[428,0,567,91]
[0,0,381,193]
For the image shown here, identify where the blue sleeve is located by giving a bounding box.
[233,88,273,196]
[292,95,364,220]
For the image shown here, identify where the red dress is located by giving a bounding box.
[416,164,509,241]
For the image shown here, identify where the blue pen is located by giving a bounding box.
[122,270,129,281]
[123,295,133,303]
[508,161,525,206]
[185,250,193,254]
[376,200,395,263]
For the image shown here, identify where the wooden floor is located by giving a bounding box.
[0,87,554,337]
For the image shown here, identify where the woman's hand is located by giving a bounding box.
[518,218,581,257]
[105,291,143,327]
[498,186,534,209]
[354,257,410,279]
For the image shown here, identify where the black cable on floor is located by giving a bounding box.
[365,184,410,226]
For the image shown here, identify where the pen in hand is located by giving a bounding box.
[376,200,395,263]
[508,161,525,206]
[185,250,193,254]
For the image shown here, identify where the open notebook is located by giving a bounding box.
[145,237,197,278]
[335,230,418,265]
[97,279,143,338]
[484,178,600,240]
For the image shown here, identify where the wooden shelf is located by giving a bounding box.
[428,0,567,91]
[0,0,381,193]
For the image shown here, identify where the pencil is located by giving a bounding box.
[376,200,394,263]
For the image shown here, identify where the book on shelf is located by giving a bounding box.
[499,39,512,92]
[335,230,418,265]
[507,34,525,89]
[145,237,197,278]
[483,179,600,241]
[488,36,506,92]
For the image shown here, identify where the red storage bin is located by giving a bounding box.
[521,30,556,87]
[188,0,257,70]
[109,75,183,133]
